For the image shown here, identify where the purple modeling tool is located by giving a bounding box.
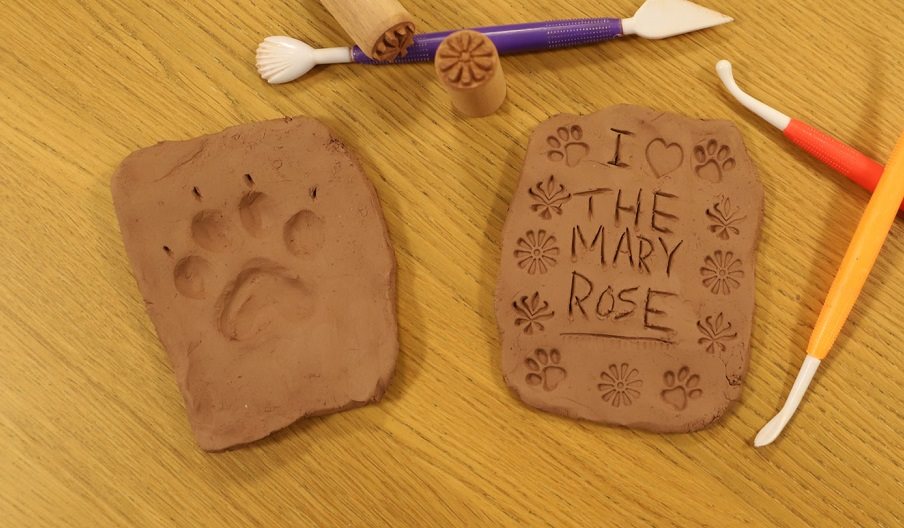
[257,0,733,84]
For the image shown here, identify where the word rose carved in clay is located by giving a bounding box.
[496,105,764,432]
[112,117,398,450]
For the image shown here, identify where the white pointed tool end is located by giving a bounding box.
[716,59,791,130]
[626,0,733,39]
[754,356,821,448]
[255,36,352,84]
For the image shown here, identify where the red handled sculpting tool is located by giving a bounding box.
[716,60,902,213]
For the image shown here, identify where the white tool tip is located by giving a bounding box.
[256,36,317,84]
[716,59,733,79]
[255,36,352,84]
[715,59,791,131]
[625,0,733,39]
[754,356,821,447]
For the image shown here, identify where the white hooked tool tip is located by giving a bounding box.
[716,60,791,130]
[754,356,821,447]
[256,36,352,85]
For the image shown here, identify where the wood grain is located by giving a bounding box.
[1,0,902,525]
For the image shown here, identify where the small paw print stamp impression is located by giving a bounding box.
[546,125,590,167]
[694,139,736,182]
[497,105,763,433]
[598,363,643,408]
[661,367,702,411]
[514,230,559,274]
[524,348,567,392]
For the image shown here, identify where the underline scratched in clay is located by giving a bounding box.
[496,105,764,432]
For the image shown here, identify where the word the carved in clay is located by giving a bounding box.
[497,105,763,433]
[661,367,703,411]
[598,363,643,407]
[524,348,567,392]
[697,313,738,354]
[700,250,745,295]
[706,196,746,240]
[694,139,736,183]
[513,292,555,334]
[529,175,572,219]
[515,230,560,275]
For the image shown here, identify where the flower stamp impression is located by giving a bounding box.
[496,105,764,432]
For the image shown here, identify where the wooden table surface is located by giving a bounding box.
[2,0,902,525]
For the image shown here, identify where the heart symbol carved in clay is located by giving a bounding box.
[646,139,685,178]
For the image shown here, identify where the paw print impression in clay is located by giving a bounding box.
[171,177,321,343]
[547,125,590,167]
[694,139,736,182]
[113,117,398,451]
[496,105,764,433]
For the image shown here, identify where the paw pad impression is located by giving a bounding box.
[496,105,764,433]
[112,117,398,451]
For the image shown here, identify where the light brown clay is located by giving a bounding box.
[320,0,415,61]
[495,105,764,433]
[435,30,506,117]
[112,117,398,451]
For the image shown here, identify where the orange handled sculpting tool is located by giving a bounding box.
[755,131,904,447]
[716,60,903,214]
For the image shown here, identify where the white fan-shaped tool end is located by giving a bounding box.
[256,36,320,84]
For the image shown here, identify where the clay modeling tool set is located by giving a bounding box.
[257,0,732,84]
[717,60,903,213]
[755,131,904,447]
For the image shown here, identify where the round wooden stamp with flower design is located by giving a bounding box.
[496,105,764,432]
[434,30,506,117]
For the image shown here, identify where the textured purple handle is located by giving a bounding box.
[351,18,624,64]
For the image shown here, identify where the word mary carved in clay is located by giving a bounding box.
[496,105,763,432]
[112,117,398,451]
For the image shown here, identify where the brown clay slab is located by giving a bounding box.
[496,105,764,432]
[112,117,398,450]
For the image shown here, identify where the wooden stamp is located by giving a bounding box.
[320,0,415,62]
[435,30,507,117]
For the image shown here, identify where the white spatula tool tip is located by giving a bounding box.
[625,0,733,39]
[754,355,822,447]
